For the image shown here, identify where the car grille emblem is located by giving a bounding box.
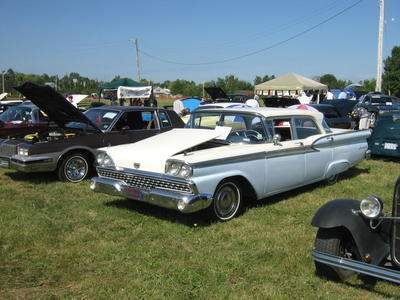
[133,163,140,169]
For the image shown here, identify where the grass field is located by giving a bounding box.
[0,158,399,298]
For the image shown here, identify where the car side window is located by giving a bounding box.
[113,111,156,131]
[294,117,321,139]
[272,118,293,141]
[158,111,172,128]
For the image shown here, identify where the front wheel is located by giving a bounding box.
[57,153,91,183]
[210,180,244,221]
[314,228,359,281]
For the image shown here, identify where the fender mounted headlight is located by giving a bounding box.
[360,195,383,219]
[165,160,193,179]
[96,151,115,168]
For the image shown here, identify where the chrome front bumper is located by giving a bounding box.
[90,176,213,213]
[9,155,56,173]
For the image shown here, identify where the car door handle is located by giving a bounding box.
[327,137,334,142]
[295,141,304,146]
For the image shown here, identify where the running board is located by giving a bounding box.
[312,250,400,284]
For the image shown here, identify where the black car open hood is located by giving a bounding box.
[14,82,101,132]
[204,87,229,100]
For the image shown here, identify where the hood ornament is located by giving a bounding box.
[133,162,140,169]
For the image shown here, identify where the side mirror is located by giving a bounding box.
[273,134,282,145]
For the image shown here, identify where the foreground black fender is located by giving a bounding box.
[311,199,389,265]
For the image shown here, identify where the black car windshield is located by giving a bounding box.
[84,108,120,131]
[190,111,267,144]
[0,106,32,123]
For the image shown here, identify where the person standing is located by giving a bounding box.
[338,91,348,99]
[326,90,335,100]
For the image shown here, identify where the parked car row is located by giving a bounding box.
[0,82,399,286]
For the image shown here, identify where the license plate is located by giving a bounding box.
[0,157,10,168]
[126,186,142,200]
[384,142,398,150]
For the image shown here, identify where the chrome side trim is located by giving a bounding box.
[191,146,315,168]
[312,250,400,284]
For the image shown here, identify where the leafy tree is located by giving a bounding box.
[319,74,352,89]
[359,79,376,92]
[383,46,400,97]
[319,74,339,89]
[254,75,275,85]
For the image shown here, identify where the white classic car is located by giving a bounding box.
[90,107,371,221]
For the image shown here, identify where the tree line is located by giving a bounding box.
[3,46,399,98]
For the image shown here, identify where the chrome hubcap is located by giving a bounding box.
[65,156,88,182]
[214,183,240,219]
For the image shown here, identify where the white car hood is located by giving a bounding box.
[102,128,222,173]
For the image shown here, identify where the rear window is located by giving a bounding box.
[294,117,321,139]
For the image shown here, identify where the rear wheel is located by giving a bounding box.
[211,180,244,221]
[314,228,359,281]
[57,153,91,183]
[325,173,339,185]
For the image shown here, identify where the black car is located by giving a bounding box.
[352,92,400,127]
[262,96,300,108]
[203,87,252,103]
[310,104,353,129]
[0,82,184,182]
[311,177,400,284]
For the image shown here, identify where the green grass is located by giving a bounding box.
[0,159,399,298]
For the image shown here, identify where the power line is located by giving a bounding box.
[141,0,364,66]
[144,0,347,54]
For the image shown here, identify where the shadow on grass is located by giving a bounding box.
[370,154,400,163]
[105,166,369,226]
[315,272,398,298]
[105,199,212,227]
[5,171,58,183]
[344,276,399,298]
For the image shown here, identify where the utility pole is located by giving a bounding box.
[1,70,5,94]
[375,0,385,92]
[134,38,141,82]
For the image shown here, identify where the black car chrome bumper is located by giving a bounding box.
[312,250,400,284]
[0,156,10,168]
[90,176,213,213]
[9,155,57,172]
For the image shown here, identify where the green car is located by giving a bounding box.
[369,111,400,157]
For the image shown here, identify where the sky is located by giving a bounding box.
[0,0,399,83]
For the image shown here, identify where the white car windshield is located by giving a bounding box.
[190,111,268,144]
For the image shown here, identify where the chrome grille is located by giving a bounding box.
[0,141,18,156]
[97,168,193,194]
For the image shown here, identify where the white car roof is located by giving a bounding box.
[199,102,248,108]
[198,106,323,120]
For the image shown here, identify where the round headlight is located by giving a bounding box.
[179,164,192,179]
[168,162,181,175]
[360,196,383,219]
[96,152,115,168]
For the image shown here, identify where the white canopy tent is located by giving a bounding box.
[254,73,328,100]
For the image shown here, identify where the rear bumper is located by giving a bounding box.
[90,176,213,213]
[312,250,400,284]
